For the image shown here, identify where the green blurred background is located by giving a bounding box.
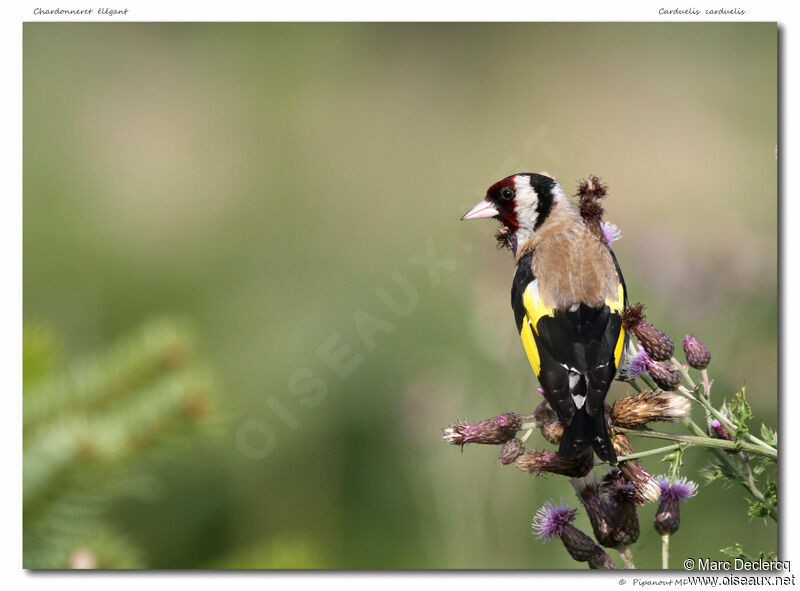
[23,23,777,569]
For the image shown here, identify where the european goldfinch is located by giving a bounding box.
[462,173,627,463]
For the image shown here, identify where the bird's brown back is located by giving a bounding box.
[519,204,619,310]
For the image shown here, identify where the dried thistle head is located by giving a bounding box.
[495,225,515,252]
[534,400,564,445]
[612,433,662,504]
[442,412,521,446]
[515,449,594,478]
[611,389,691,427]
[497,439,525,465]
[576,175,608,235]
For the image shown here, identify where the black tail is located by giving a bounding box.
[558,404,617,464]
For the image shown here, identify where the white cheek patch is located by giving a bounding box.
[513,175,540,229]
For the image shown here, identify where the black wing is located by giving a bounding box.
[511,251,626,462]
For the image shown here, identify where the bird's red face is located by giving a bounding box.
[461,175,520,233]
[461,173,560,254]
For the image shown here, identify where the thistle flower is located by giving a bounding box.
[589,545,616,569]
[532,500,578,539]
[572,474,617,547]
[515,449,594,478]
[442,412,521,446]
[600,221,622,245]
[498,439,525,465]
[618,346,650,381]
[611,389,691,427]
[533,400,564,445]
[621,304,674,361]
[683,334,711,370]
[654,476,698,536]
[612,433,662,504]
[532,501,597,563]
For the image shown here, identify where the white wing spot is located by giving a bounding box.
[568,373,581,389]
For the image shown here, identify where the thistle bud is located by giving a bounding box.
[621,304,674,361]
[589,545,616,569]
[683,334,711,370]
[709,418,733,441]
[607,482,640,547]
[572,474,617,547]
[653,476,698,536]
[442,412,521,446]
[532,501,596,563]
[612,434,661,504]
[647,360,682,391]
[515,449,594,478]
[611,389,691,427]
[534,401,563,445]
[498,439,525,465]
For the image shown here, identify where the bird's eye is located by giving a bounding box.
[501,187,515,201]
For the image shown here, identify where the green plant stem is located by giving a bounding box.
[615,427,776,459]
[671,357,698,390]
[693,391,776,453]
[617,443,683,462]
[662,534,670,569]
[626,379,643,393]
[682,418,777,522]
[671,357,776,453]
[640,373,658,390]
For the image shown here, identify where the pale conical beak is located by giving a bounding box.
[461,199,499,220]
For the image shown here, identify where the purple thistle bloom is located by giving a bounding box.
[654,476,697,535]
[601,221,622,245]
[532,501,577,539]
[656,476,698,502]
[625,348,651,380]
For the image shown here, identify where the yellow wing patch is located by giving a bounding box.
[519,317,540,375]
[605,283,625,314]
[518,280,627,374]
[518,281,554,376]
[607,282,626,366]
[522,281,554,336]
